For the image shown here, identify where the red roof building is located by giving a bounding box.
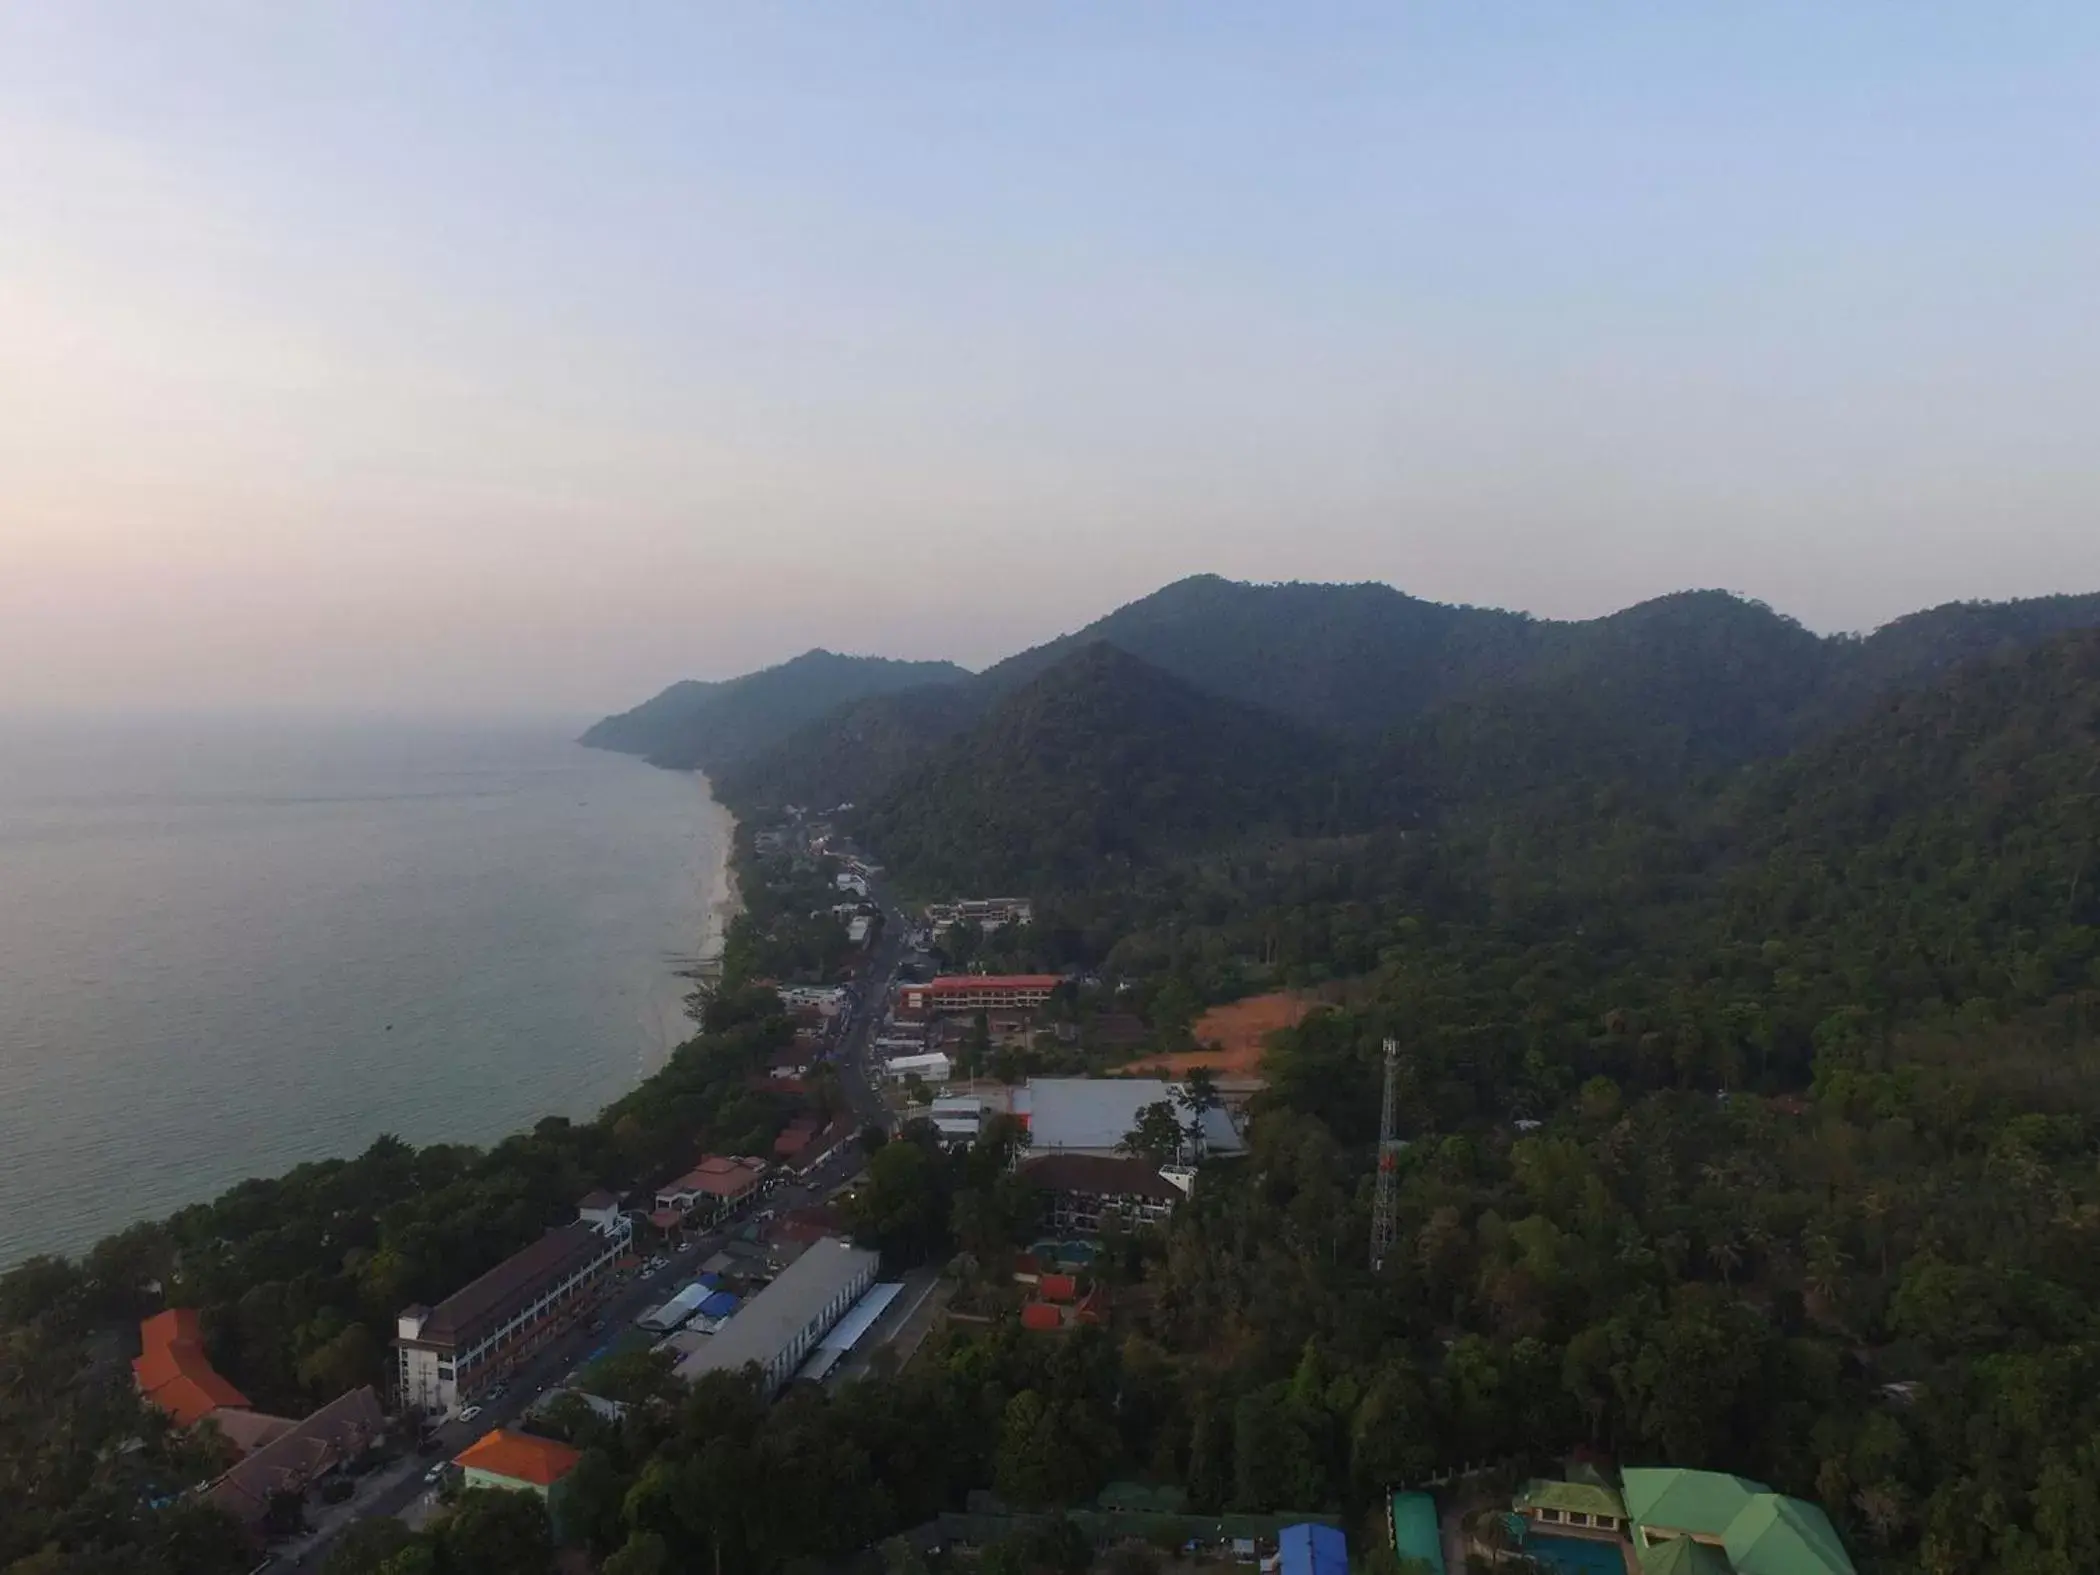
[897,975,1064,1016]
[1020,1302,1064,1332]
[134,1309,250,1428]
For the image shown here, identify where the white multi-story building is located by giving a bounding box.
[395,1202,629,1415]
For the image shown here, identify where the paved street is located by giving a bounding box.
[288,868,914,1568]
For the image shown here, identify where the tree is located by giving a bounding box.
[601,1532,672,1575]
[563,1447,631,1555]
[435,1488,553,1575]
[1119,1101,1186,1167]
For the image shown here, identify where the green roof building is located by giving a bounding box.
[1620,1467,1855,1575]
[1388,1490,1445,1575]
[1514,1477,1629,1536]
[1640,1538,1735,1575]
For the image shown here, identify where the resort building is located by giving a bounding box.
[394,1203,627,1414]
[1017,1153,1185,1233]
[1515,1477,1629,1538]
[1012,1077,1244,1159]
[924,898,1035,933]
[454,1429,584,1538]
[205,1386,385,1531]
[897,974,1063,1016]
[134,1309,251,1429]
[654,1155,766,1222]
[1620,1469,1856,1575]
[672,1237,879,1396]
[1279,1523,1349,1575]
[1388,1492,1447,1575]
[883,1050,954,1085]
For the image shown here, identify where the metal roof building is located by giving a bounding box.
[672,1238,879,1396]
[1014,1078,1244,1158]
[1279,1522,1349,1575]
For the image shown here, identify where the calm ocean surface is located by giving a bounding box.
[0,717,731,1269]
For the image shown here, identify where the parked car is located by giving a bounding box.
[458,1405,483,1423]
[424,1464,447,1485]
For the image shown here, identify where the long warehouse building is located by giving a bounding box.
[673,1238,879,1396]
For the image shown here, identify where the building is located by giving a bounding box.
[395,1207,625,1414]
[1619,1469,1855,1575]
[1388,1492,1446,1575]
[924,898,1034,933]
[883,1050,954,1085]
[847,914,873,946]
[134,1309,251,1428]
[897,974,1063,1016]
[769,1046,813,1080]
[779,985,850,1016]
[1017,1153,1184,1233]
[205,1386,385,1531]
[454,1429,583,1537]
[575,1191,625,1235]
[1515,1478,1628,1539]
[930,1093,985,1145]
[1013,1077,1244,1159]
[654,1155,766,1221]
[638,1276,722,1333]
[673,1237,879,1396]
[1279,1523,1349,1575]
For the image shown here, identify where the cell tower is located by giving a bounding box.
[1369,1037,1400,1270]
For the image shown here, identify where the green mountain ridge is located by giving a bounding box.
[580,649,971,772]
[690,577,2100,821]
[855,642,1345,893]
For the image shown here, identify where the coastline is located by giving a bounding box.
[695,772,744,970]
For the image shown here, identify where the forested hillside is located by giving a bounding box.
[713,681,988,812]
[581,650,969,771]
[691,576,2100,824]
[856,643,1344,894]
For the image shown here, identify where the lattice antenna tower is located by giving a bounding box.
[1370,1037,1400,1270]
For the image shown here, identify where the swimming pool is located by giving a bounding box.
[1520,1531,1627,1575]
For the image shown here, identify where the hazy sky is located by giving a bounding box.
[4,4,2098,715]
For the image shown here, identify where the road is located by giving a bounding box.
[831,873,912,1133]
[289,868,911,1568]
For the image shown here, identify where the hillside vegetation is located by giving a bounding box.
[581,650,970,772]
[691,576,2100,821]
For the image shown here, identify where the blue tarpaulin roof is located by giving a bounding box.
[697,1290,739,1318]
[1280,1522,1348,1575]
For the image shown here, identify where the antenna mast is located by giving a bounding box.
[1370,1038,1400,1270]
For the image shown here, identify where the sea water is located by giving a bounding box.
[0,716,731,1268]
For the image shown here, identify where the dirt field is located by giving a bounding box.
[1123,991,1315,1077]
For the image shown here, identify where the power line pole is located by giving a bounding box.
[1370,1038,1400,1271]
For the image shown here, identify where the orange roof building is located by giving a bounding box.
[134,1309,250,1428]
[455,1427,583,1488]
[455,1428,585,1534]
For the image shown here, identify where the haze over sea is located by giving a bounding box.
[0,717,731,1269]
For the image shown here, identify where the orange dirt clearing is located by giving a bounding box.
[1125,991,1315,1077]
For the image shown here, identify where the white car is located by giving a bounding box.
[457,1405,483,1423]
[424,1464,447,1484]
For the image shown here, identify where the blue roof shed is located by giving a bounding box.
[697,1290,740,1318]
[1279,1522,1348,1575]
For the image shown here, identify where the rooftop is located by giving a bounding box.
[673,1238,879,1385]
[664,1155,765,1198]
[207,1386,384,1525]
[405,1222,611,1350]
[1517,1478,1628,1520]
[134,1309,249,1427]
[1018,1152,1182,1203]
[454,1427,583,1488]
[1016,1077,1244,1156]
[924,974,1063,993]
